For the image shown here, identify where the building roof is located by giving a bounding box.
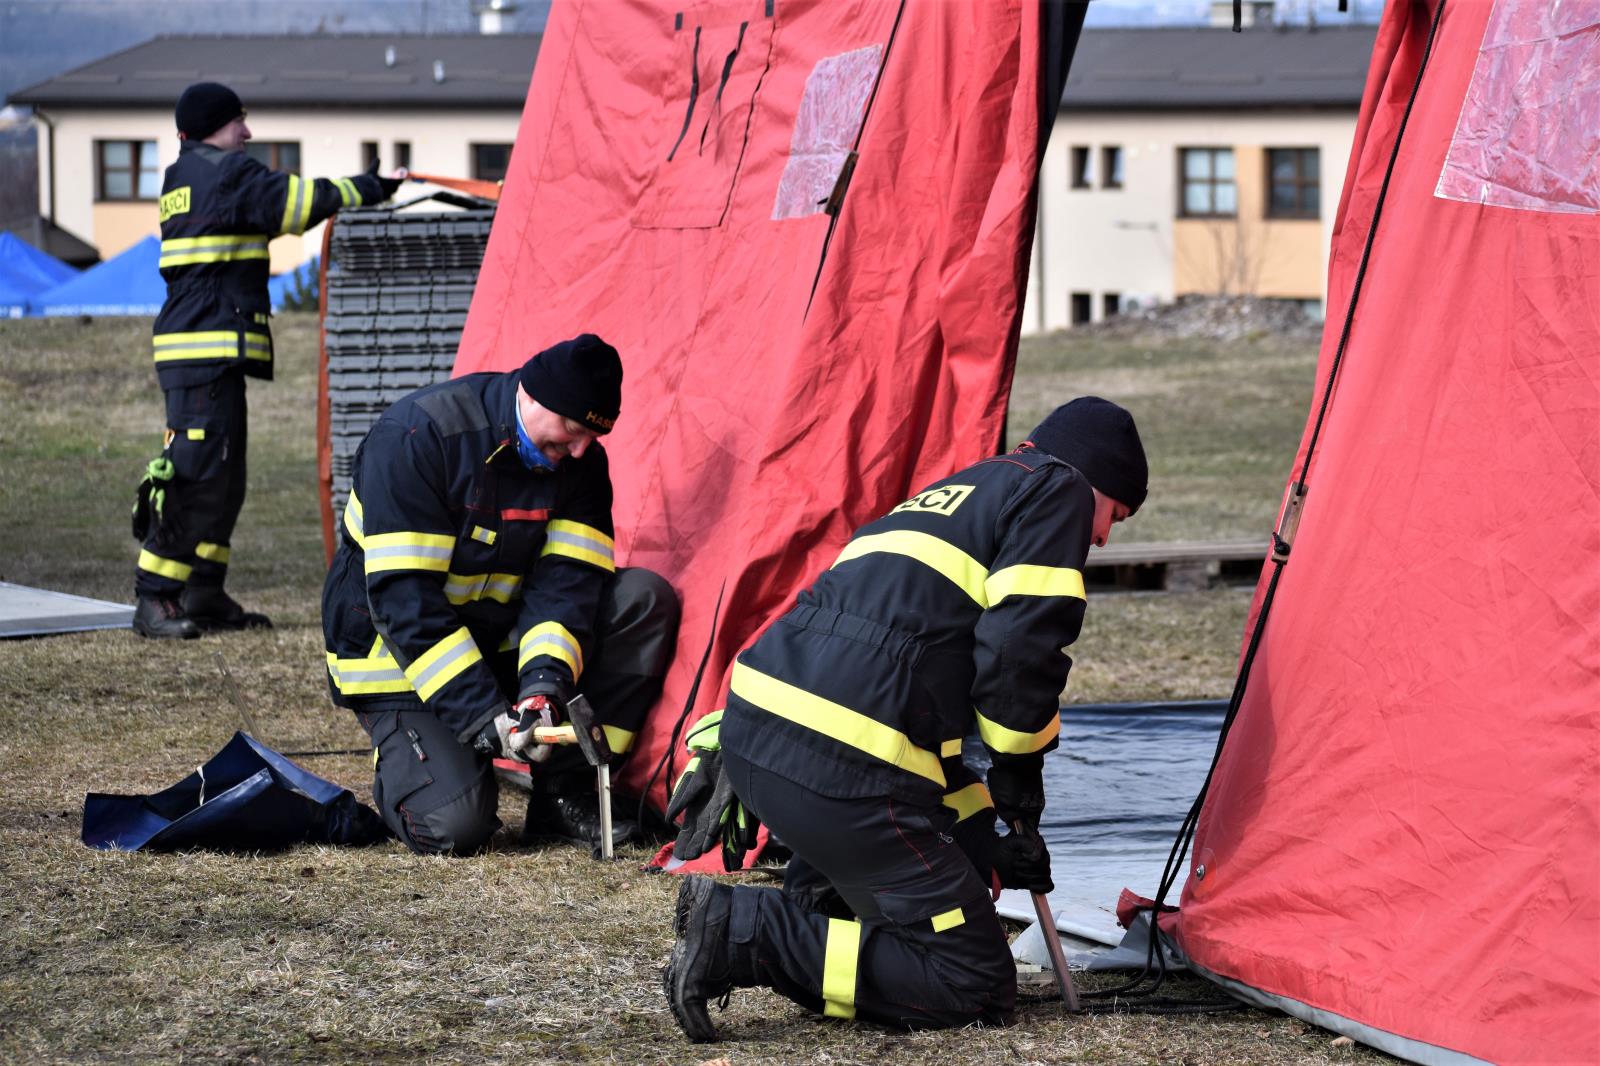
[1062,25,1378,110]
[7,34,539,109]
[9,24,1378,113]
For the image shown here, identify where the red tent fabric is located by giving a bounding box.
[1178,2,1600,1062]
[456,1,1053,809]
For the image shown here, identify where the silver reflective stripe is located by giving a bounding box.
[332,663,407,685]
[408,639,474,693]
[444,574,487,600]
[364,543,453,565]
[484,576,521,599]
[547,528,611,556]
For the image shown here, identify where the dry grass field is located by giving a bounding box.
[0,315,1383,1063]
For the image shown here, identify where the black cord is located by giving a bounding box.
[1087,0,1452,1006]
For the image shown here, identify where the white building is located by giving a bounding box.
[1025,24,1376,333]
[8,34,534,272]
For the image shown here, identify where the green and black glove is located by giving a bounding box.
[664,710,760,871]
[131,457,177,542]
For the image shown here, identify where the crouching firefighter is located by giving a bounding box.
[663,397,1147,1040]
[132,81,403,638]
[322,336,680,856]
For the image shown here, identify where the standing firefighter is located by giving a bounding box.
[663,397,1147,1040]
[131,81,401,638]
[322,336,680,855]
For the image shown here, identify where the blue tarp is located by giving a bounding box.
[0,231,77,317]
[82,731,390,851]
[31,235,164,316]
[268,256,319,311]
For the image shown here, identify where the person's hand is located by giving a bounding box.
[507,692,562,763]
[664,711,761,870]
[992,828,1054,893]
[987,756,1046,831]
[365,158,405,199]
[472,707,518,758]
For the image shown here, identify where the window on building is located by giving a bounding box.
[96,140,160,201]
[1070,291,1093,325]
[361,140,379,169]
[1266,147,1320,218]
[1179,147,1236,217]
[472,143,514,183]
[1070,145,1092,189]
[393,141,412,171]
[1101,145,1124,190]
[1103,292,1122,318]
[244,141,301,174]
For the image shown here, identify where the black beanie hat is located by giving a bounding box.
[176,82,245,141]
[1026,396,1149,513]
[518,334,623,434]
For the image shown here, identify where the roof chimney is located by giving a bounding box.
[474,0,517,35]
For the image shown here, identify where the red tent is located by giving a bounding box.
[1178,2,1600,1063]
[456,0,1079,806]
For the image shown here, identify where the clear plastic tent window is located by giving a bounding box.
[771,45,883,221]
[1435,0,1600,214]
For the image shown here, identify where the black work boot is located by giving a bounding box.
[181,585,272,631]
[132,595,200,640]
[664,875,734,1043]
[523,789,640,851]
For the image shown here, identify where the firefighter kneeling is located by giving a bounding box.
[322,335,679,855]
[663,397,1147,1039]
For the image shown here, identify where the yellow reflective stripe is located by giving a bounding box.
[931,907,965,933]
[153,330,239,361]
[985,564,1086,604]
[280,174,313,234]
[243,332,271,362]
[324,640,411,696]
[822,918,861,1019]
[186,428,206,441]
[158,235,269,267]
[975,708,1061,755]
[833,530,988,607]
[137,549,191,582]
[941,782,994,823]
[362,531,456,574]
[335,177,361,207]
[470,525,497,545]
[442,572,522,605]
[343,493,365,545]
[540,519,615,572]
[940,738,962,758]
[404,626,481,701]
[602,724,635,754]
[518,620,583,679]
[194,541,230,564]
[730,662,944,786]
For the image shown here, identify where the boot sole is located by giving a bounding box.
[132,621,199,640]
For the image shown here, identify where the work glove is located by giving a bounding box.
[365,158,405,200]
[987,754,1047,832]
[991,826,1055,894]
[506,691,563,764]
[472,704,518,759]
[131,456,178,542]
[664,710,760,871]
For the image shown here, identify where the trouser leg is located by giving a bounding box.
[357,707,500,856]
[723,750,1017,1030]
[189,373,247,588]
[134,372,245,598]
[528,566,680,787]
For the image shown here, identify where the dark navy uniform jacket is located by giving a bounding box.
[322,372,617,746]
[152,140,383,388]
[722,447,1094,821]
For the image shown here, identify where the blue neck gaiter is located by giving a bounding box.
[515,414,557,472]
